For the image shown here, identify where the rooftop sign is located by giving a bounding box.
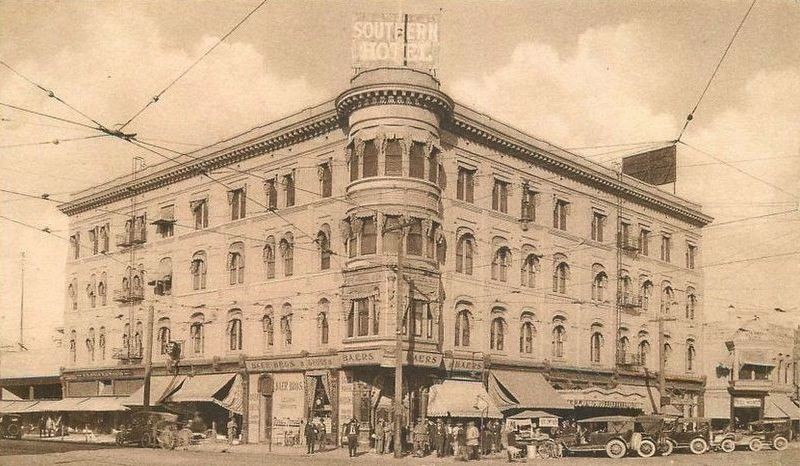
[352,13,439,71]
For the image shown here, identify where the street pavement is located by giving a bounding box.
[1,439,799,465]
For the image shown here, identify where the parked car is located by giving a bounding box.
[661,417,717,455]
[557,416,652,459]
[115,411,178,448]
[734,419,792,452]
[633,415,675,456]
[0,414,23,439]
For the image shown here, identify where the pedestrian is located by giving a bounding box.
[435,419,447,457]
[412,419,427,457]
[305,418,318,454]
[455,422,466,459]
[383,420,394,454]
[45,416,54,437]
[316,418,327,452]
[466,421,479,460]
[346,417,360,457]
[38,416,46,438]
[226,415,238,445]
[374,419,385,454]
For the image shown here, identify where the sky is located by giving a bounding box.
[1,0,798,350]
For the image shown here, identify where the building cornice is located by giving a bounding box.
[447,105,713,227]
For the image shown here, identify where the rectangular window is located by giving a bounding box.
[265,179,278,209]
[639,228,650,256]
[553,199,569,231]
[591,212,606,242]
[70,233,80,259]
[360,217,377,255]
[406,218,423,256]
[383,216,401,255]
[661,234,671,262]
[229,188,246,221]
[88,228,98,255]
[355,298,370,337]
[385,140,402,176]
[284,173,295,207]
[456,167,475,203]
[157,205,175,238]
[362,140,378,177]
[521,187,537,222]
[349,148,359,182]
[491,179,509,213]
[191,199,209,230]
[686,243,696,269]
[320,163,332,198]
[620,221,631,246]
[409,142,425,179]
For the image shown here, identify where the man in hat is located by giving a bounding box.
[466,421,479,460]
[304,418,318,454]
[346,417,360,457]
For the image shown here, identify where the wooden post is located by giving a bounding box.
[142,304,154,407]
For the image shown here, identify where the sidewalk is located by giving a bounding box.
[20,433,116,445]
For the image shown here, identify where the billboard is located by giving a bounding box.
[352,13,439,70]
[621,144,677,186]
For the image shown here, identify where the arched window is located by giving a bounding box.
[317,230,331,270]
[348,143,359,182]
[454,309,471,347]
[362,139,378,177]
[409,141,425,179]
[455,234,474,275]
[553,261,569,294]
[662,285,675,313]
[227,242,245,285]
[521,254,538,287]
[591,270,608,302]
[134,321,143,357]
[98,327,106,360]
[69,330,77,363]
[663,342,672,370]
[385,139,402,176]
[590,332,603,364]
[619,335,630,361]
[686,289,697,320]
[281,304,293,347]
[98,273,107,306]
[122,323,130,352]
[86,328,95,363]
[87,276,97,308]
[620,273,632,303]
[280,235,294,277]
[68,280,77,310]
[492,247,512,282]
[190,313,204,355]
[638,340,650,366]
[191,251,207,290]
[490,317,506,351]
[552,322,566,358]
[520,317,536,354]
[157,319,171,355]
[686,339,696,371]
[227,310,243,351]
[406,218,423,256]
[318,299,330,345]
[262,307,274,349]
[640,280,653,311]
[263,238,276,279]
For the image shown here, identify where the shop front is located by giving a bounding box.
[558,385,654,419]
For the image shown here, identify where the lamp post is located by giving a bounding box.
[473,394,489,457]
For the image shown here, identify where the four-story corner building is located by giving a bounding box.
[58,67,712,443]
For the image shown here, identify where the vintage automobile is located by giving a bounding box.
[661,417,721,455]
[732,419,792,452]
[115,411,178,448]
[633,415,675,456]
[557,416,654,459]
[0,414,23,439]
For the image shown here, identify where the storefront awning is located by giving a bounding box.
[558,386,654,414]
[124,375,185,406]
[0,400,39,414]
[489,370,572,411]
[703,395,730,419]
[76,397,130,412]
[427,380,502,419]
[166,374,235,403]
[507,410,560,420]
[766,394,800,420]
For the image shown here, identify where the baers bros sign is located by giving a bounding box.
[246,348,446,372]
[352,13,439,70]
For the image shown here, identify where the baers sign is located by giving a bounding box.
[352,13,439,70]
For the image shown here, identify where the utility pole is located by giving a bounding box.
[19,251,25,348]
[142,304,154,407]
[652,306,676,412]
[385,221,413,459]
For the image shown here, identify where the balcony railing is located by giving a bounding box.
[115,228,147,248]
[617,352,643,367]
[112,347,142,361]
[618,293,643,310]
[113,287,144,303]
[731,378,774,392]
[617,234,639,254]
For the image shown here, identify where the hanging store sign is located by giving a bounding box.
[352,13,439,70]
[339,348,384,366]
[381,351,443,368]
[64,368,139,380]
[445,357,485,373]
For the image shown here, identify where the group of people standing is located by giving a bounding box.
[302,417,329,454]
[382,418,503,460]
[37,415,61,437]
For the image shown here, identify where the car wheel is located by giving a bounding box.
[720,438,735,453]
[773,436,788,451]
[637,439,657,458]
[748,438,762,452]
[141,432,153,448]
[689,437,708,455]
[605,439,628,459]
[115,432,125,446]
[6,424,20,439]
[660,440,675,456]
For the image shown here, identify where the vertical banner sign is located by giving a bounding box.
[352,13,440,70]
